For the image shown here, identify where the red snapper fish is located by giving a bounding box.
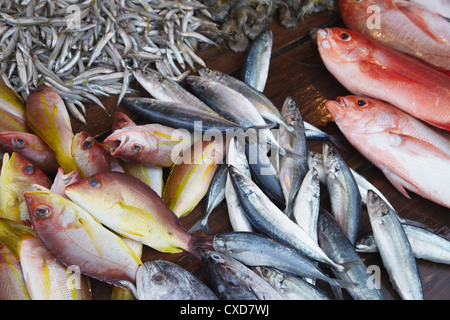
[317,27,450,131]
[339,0,450,71]
[325,95,450,209]
[408,0,450,20]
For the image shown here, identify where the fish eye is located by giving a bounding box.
[340,32,351,41]
[23,164,35,175]
[153,273,165,283]
[82,137,94,149]
[211,253,222,260]
[354,0,363,3]
[88,178,101,188]
[35,205,51,219]
[12,137,25,149]
[357,99,368,107]
[132,144,143,153]
[262,268,272,277]
[120,117,127,123]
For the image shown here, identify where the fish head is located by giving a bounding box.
[133,68,165,90]
[326,95,399,134]
[64,171,129,215]
[0,131,32,152]
[112,112,136,130]
[24,186,69,234]
[71,131,99,157]
[197,68,223,82]
[280,96,302,126]
[1,152,52,188]
[185,76,208,93]
[316,28,372,64]
[103,127,160,163]
[135,261,181,299]
[200,249,227,266]
[366,189,392,220]
[50,167,82,197]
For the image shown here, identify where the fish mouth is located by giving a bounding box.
[335,96,347,108]
[316,28,330,40]
[103,135,129,157]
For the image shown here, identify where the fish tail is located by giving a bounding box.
[188,235,215,259]
[187,217,212,236]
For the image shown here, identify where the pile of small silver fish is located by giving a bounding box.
[0,0,225,123]
[0,6,448,301]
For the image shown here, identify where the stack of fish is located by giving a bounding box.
[0,0,226,124]
[314,0,450,299]
[0,3,449,300]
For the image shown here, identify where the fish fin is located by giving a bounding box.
[387,131,450,159]
[396,0,450,44]
[187,216,211,235]
[74,213,105,259]
[380,166,412,199]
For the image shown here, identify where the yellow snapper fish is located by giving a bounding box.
[65,171,207,258]
[0,245,30,300]
[0,152,52,222]
[24,187,142,289]
[25,84,80,175]
[0,218,92,300]
[0,79,31,133]
[50,168,82,199]
[163,139,225,218]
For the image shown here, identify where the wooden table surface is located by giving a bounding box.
[70,10,450,300]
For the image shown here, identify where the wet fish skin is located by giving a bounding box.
[0,131,59,175]
[198,67,290,130]
[128,260,218,300]
[163,140,224,218]
[205,231,348,287]
[201,249,284,300]
[241,29,273,92]
[0,246,30,300]
[50,168,82,199]
[254,266,331,300]
[317,28,450,131]
[24,187,142,289]
[367,190,423,300]
[323,142,362,245]
[292,167,321,244]
[121,97,244,134]
[112,111,137,130]
[228,166,345,272]
[318,208,384,300]
[65,171,203,258]
[356,224,450,265]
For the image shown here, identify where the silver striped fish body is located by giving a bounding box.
[242,29,273,92]
[356,225,450,265]
[253,266,331,300]
[318,209,384,300]
[213,232,345,286]
[279,153,308,217]
[225,137,255,232]
[228,166,344,272]
[367,190,423,300]
[323,143,362,245]
[198,67,290,129]
[292,167,321,244]
[201,249,284,300]
[133,68,218,116]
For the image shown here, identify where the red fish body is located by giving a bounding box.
[326,95,450,209]
[340,0,450,71]
[317,27,450,131]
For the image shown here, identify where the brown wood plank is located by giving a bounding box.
[67,10,449,301]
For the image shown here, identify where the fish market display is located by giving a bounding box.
[325,95,450,209]
[0,1,448,301]
[408,0,450,19]
[317,27,450,131]
[339,0,450,71]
